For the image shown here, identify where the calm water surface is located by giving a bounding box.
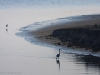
[0,0,100,75]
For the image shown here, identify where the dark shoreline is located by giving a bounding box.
[50,24,100,52]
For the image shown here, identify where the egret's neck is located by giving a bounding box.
[59,49,60,54]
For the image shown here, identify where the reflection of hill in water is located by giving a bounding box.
[75,55,100,68]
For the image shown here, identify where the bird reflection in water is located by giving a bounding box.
[56,59,60,70]
[6,29,8,32]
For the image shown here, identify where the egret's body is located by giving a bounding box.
[56,49,60,59]
[6,24,8,27]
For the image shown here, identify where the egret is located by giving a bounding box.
[56,49,61,60]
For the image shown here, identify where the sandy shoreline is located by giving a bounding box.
[33,14,100,37]
[18,14,100,56]
[32,14,100,42]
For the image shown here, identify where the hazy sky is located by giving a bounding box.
[0,0,100,9]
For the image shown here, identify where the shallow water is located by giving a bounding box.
[0,28,100,75]
[1,29,100,75]
[0,0,100,75]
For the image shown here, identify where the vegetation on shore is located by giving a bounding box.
[50,24,100,52]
